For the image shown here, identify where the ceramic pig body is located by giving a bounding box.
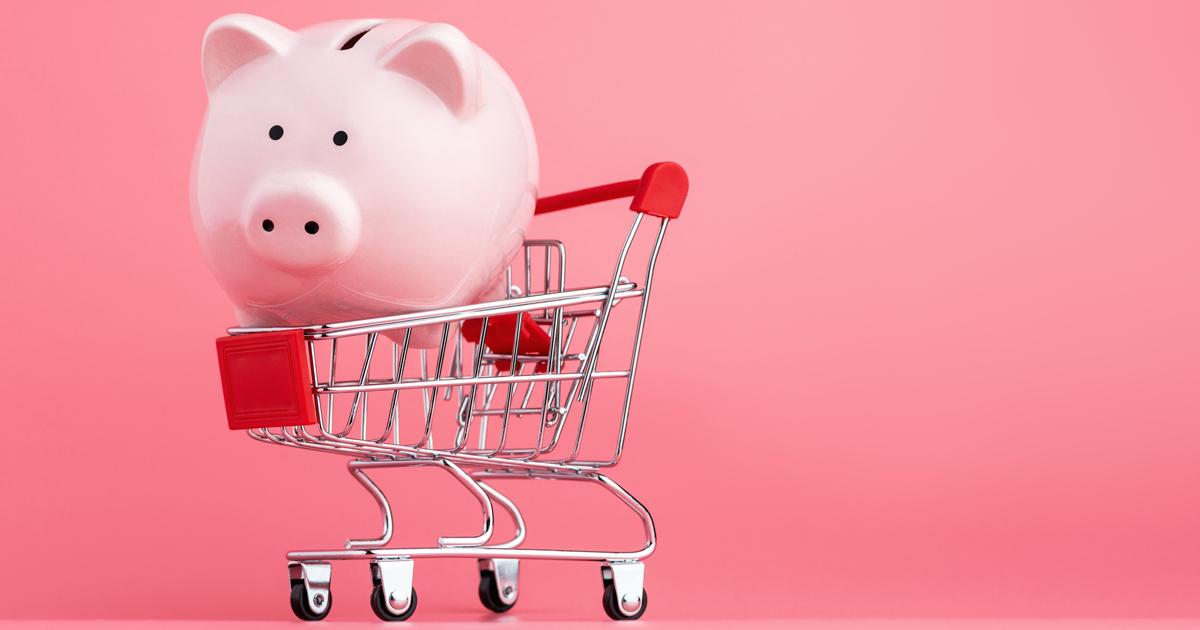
[192,16,538,341]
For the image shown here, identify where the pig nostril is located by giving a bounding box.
[262,219,274,232]
[333,131,348,146]
[269,125,283,140]
[305,221,320,234]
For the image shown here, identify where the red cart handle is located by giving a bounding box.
[534,162,688,220]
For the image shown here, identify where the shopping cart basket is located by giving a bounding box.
[215,162,688,621]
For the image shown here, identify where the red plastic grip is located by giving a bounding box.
[630,162,688,219]
[215,329,317,430]
[534,162,688,219]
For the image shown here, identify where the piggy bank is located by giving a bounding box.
[192,15,538,344]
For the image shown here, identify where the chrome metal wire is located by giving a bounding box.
[237,214,670,567]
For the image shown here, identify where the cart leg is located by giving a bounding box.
[475,479,526,548]
[346,460,394,549]
[478,558,519,612]
[370,557,417,621]
[288,561,332,620]
[600,561,647,620]
[341,458,497,550]
[435,459,495,548]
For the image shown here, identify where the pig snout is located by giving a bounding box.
[242,172,362,275]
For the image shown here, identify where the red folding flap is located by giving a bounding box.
[462,312,552,373]
[215,329,317,430]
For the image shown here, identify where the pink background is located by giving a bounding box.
[1,0,1199,622]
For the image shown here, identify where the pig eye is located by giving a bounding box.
[333,131,348,146]
[269,125,284,140]
[262,219,274,232]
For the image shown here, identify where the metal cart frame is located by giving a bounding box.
[216,162,688,621]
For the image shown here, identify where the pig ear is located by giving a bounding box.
[202,14,294,93]
[378,23,483,119]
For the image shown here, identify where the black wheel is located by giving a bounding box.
[478,570,516,613]
[289,582,331,621]
[602,584,647,620]
[370,583,418,621]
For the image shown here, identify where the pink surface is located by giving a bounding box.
[2,623,1199,630]
[1,0,1199,622]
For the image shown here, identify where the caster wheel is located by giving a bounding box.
[478,570,516,613]
[602,584,647,620]
[370,583,418,621]
[289,582,331,621]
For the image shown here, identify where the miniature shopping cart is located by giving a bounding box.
[214,162,688,621]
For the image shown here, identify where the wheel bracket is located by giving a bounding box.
[601,561,644,616]
[480,558,519,605]
[372,557,415,616]
[288,561,332,616]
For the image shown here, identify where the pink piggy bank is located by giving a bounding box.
[192,15,538,345]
